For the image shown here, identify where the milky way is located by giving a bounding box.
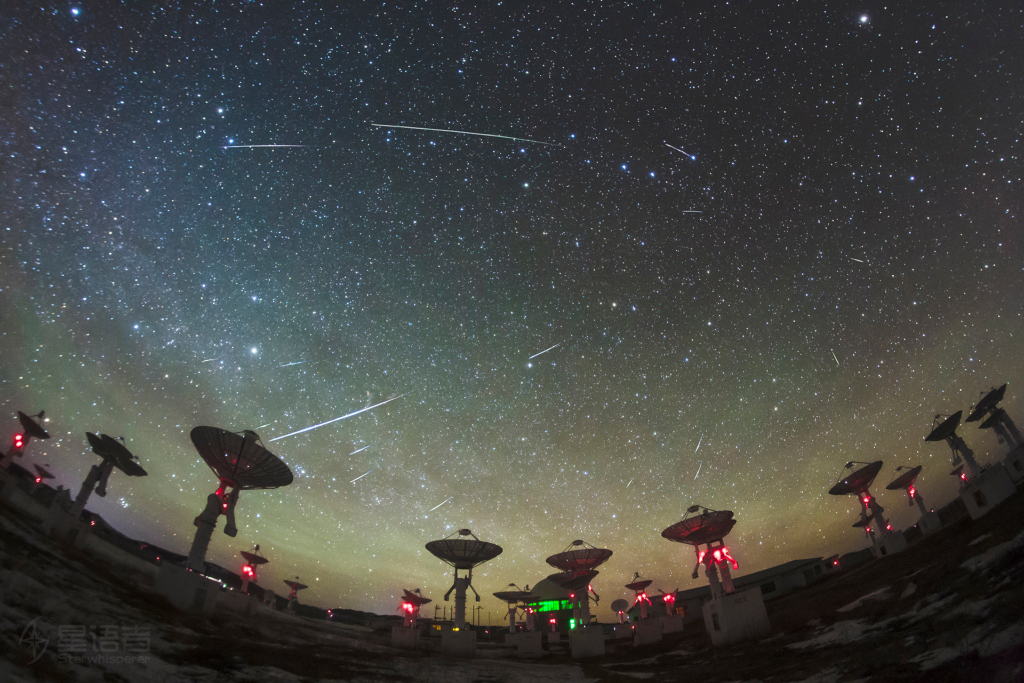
[1,3,1021,618]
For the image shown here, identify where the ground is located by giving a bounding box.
[1,490,1023,682]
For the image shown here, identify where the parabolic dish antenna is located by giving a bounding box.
[925,412,962,442]
[624,578,653,592]
[610,598,628,612]
[190,426,293,489]
[827,461,883,496]
[966,384,1007,423]
[493,589,537,603]
[426,528,503,569]
[548,569,600,591]
[403,589,432,607]
[425,529,503,630]
[284,579,308,592]
[241,550,269,566]
[18,411,51,439]
[86,433,148,477]
[33,463,55,481]
[545,540,613,573]
[886,465,922,492]
[661,507,736,546]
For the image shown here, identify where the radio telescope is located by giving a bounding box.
[284,578,307,610]
[239,545,268,594]
[545,539,612,627]
[662,505,739,596]
[610,598,629,624]
[828,461,887,539]
[399,589,431,628]
[926,412,981,481]
[2,411,51,469]
[425,528,502,630]
[186,427,293,571]
[966,384,1022,448]
[493,584,537,633]
[886,466,927,513]
[32,463,55,492]
[71,433,148,517]
[625,572,653,619]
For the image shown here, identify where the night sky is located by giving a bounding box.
[2,2,1022,619]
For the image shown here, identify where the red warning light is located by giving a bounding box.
[242,565,254,577]
[833,559,840,566]
[401,602,415,613]
[90,520,96,526]
[12,433,25,451]
[549,618,556,624]
[960,472,968,482]
[35,477,42,484]
[908,485,916,498]
[663,593,675,603]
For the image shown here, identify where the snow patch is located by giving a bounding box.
[837,587,890,612]
[899,582,917,599]
[960,528,1024,573]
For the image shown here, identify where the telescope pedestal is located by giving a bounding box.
[871,529,907,558]
[917,511,941,536]
[1004,444,1024,484]
[440,628,476,658]
[569,625,605,659]
[961,464,1016,520]
[660,613,684,634]
[187,493,221,571]
[506,631,544,658]
[633,618,662,645]
[391,626,421,650]
[154,562,218,615]
[612,623,632,640]
[702,588,770,647]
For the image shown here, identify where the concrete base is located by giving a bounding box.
[569,625,605,659]
[45,506,91,547]
[660,614,684,634]
[871,530,908,558]
[917,511,942,536]
[506,631,544,658]
[440,629,476,658]
[633,619,662,646]
[961,465,1017,520]
[391,626,421,649]
[217,588,258,616]
[546,631,561,647]
[153,562,219,616]
[0,468,20,506]
[1003,446,1024,484]
[702,589,771,647]
[611,623,633,640]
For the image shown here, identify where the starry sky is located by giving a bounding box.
[1,2,1022,619]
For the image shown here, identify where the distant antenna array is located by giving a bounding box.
[1,411,51,469]
[492,584,538,633]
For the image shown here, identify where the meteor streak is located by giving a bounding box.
[528,342,562,360]
[428,497,452,512]
[255,422,274,430]
[349,467,376,484]
[694,461,703,481]
[223,144,307,149]
[694,435,703,454]
[278,360,318,368]
[348,445,372,456]
[664,143,696,159]
[832,350,840,366]
[626,478,634,489]
[371,123,559,146]
[202,359,216,363]
[269,392,410,442]
[849,257,865,263]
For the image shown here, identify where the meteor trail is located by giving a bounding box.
[371,123,559,147]
[428,497,452,512]
[680,210,703,213]
[694,435,703,454]
[202,359,216,363]
[694,461,703,481]
[849,257,865,263]
[528,342,562,360]
[665,143,696,159]
[278,360,318,368]
[223,144,307,149]
[349,467,376,484]
[348,445,372,456]
[255,422,274,430]
[269,392,410,442]
[626,478,634,489]
[832,350,840,366]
